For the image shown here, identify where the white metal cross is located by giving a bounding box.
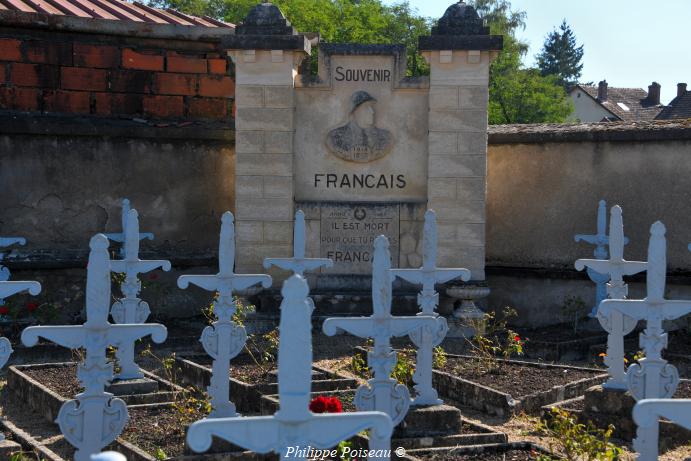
[104,199,154,258]
[264,210,333,275]
[599,221,691,401]
[187,274,393,461]
[178,211,272,418]
[575,200,629,317]
[391,209,470,405]
[21,235,167,461]
[109,209,171,380]
[633,398,691,461]
[323,236,442,425]
[575,205,647,389]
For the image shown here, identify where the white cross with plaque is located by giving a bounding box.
[187,274,393,461]
[178,212,272,418]
[264,210,333,275]
[323,236,442,425]
[391,210,470,405]
[104,199,154,258]
[21,235,168,461]
[633,398,691,461]
[599,221,691,401]
[110,209,171,380]
[575,205,647,390]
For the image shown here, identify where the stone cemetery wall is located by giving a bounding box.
[0,17,234,119]
[0,15,236,322]
[1,118,234,321]
[485,120,691,326]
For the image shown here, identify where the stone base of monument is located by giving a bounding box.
[580,383,691,446]
[7,363,183,423]
[107,377,159,396]
[432,355,608,418]
[175,353,358,414]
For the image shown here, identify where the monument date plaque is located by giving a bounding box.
[320,204,400,274]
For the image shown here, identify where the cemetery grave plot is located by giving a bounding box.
[3,362,235,460]
[2,366,262,461]
[175,352,359,414]
[432,354,607,417]
[8,362,183,421]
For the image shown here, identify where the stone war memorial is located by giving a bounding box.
[0,0,691,460]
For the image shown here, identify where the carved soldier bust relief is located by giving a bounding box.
[326,91,394,163]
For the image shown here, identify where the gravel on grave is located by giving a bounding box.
[23,363,83,397]
[123,405,204,458]
[191,354,276,385]
[439,357,599,397]
[420,449,544,460]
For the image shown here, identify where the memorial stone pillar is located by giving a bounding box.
[226,2,311,274]
[419,2,502,279]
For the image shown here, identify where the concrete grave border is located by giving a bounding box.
[8,362,184,423]
[174,353,358,413]
[431,354,608,417]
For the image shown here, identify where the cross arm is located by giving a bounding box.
[178,274,219,291]
[108,324,168,345]
[187,416,280,454]
[263,258,333,274]
[0,281,42,299]
[104,232,154,243]
[575,259,647,278]
[230,274,272,292]
[302,412,393,448]
[110,259,172,275]
[633,399,691,431]
[21,326,86,349]
[0,237,26,248]
[388,316,441,338]
[599,299,648,321]
[659,300,691,321]
[322,318,374,338]
[574,234,605,245]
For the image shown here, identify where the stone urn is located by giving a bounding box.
[445,283,490,338]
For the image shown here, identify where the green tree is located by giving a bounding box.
[536,19,584,89]
[469,0,572,123]
[147,0,431,76]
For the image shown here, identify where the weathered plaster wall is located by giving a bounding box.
[485,122,691,326]
[487,139,691,271]
[0,114,235,321]
[1,117,235,262]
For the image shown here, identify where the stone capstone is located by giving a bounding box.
[432,1,489,36]
[236,2,297,36]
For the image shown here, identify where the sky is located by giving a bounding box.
[392,0,691,104]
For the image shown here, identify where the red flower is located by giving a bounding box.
[0,306,9,315]
[27,302,39,312]
[309,396,329,413]
[326,397,343,413]
[514,335,521,342]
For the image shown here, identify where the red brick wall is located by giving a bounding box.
[0,32,234,120]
